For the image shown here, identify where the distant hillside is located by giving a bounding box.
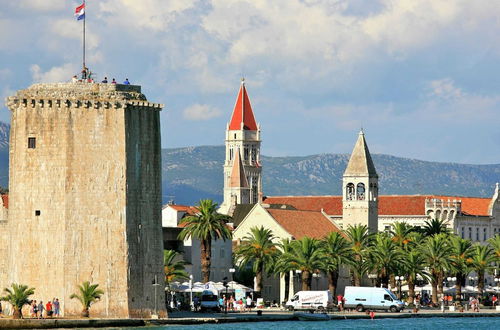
[162,146,500,205]
[0,122,499,205]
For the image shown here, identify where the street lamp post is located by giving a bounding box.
[446,277,456,302]
[189,274,193,311]
[368,274,377,287]
[295,270,302,291]
[468,276,478,298]
[229,268,236,295]
[312,272,321,290]
[223,276,229,314]
[152,275,160,318]
[395,276,405,300]
[494,277,499,303]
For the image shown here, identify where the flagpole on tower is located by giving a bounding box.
[83,0,86,71]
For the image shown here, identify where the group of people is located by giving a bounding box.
[29,298,60,319]
[71,68,131,85]
[101,77,131,85]
[218,295,253,312]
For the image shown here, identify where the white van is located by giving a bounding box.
[200,290,220,312]
[285,291,334,311]
[343,286,404,312]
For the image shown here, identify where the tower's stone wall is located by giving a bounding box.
[2,83,166,318]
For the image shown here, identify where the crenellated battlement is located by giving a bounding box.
[5,83,163,110]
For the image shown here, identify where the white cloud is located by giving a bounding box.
[17,0,66,12]
[428,78,463,100]
[31,63,75,83]
[183,104,222,121]
[98,0,198,31]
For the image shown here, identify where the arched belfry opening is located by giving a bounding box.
[346,183,355,200]
[356,183,365,200]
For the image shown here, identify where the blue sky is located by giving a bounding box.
[1,0,499,164]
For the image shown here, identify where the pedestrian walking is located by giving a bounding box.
[53,298,60,317]
[37,301,44,319]
[45,300,53,318]
[31,300,37,318]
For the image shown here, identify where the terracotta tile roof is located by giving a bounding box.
[267,208,341,239]
[263,194,491,217]
[1,194,7,209]
[264,196,343,215]
[433,196,491,217]
[167,204,199,215]
[228,81,258,131]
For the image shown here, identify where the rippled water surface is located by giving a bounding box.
[130,317,500,330]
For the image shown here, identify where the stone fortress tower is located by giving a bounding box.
[342,130,379,232]
[2,82,166,317]
[219,80,262,214]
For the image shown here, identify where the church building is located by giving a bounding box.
[224,80,500,302]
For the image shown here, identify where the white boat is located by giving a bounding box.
[295,312,331,321]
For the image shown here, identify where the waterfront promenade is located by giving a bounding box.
[0,308,499,329]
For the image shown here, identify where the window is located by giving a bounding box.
[384,294,393,301]
[468,227,472,240]
[356,183,365,200]
[229,148,234,161]
[461,227,464,239]
[251,177,258,203]
[476,228,479,241]
[483,228,487,241]
[28,137,36,149]
[346,183,355,201]
[35,210,41,216]
[384,226,391,232]
[244,147,249,161]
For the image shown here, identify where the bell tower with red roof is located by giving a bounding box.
[220,79,261,215]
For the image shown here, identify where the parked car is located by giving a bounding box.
[343,286,404,312]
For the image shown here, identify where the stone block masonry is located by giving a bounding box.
[1,83,166,318]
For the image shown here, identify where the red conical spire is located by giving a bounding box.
[228,79,258,131]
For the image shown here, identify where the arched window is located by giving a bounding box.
[346,183,355,201]
[357,183,365,200]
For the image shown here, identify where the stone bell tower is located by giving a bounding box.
[3,82,166,318]
[219,80,261,214]
[342,130,379,232]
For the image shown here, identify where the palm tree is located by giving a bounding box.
[69,281,104,317]
[420,233,451,305]
[281,237,324,290]
[0,283,35,319]
[234,226,278,295]
[421,218,450,237]
[178,199,232,282]
[448,235,473,300]
[488,234,500,272]
[471,244,495,296]
[320,232,353,296]
[345,224,373,286]
[164,249,190,291]
[390,222,415,250]
[367,233,402,288]
[401,248,428,305]
[274,238,294,301]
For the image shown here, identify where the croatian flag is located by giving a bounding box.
[75,3,85,20]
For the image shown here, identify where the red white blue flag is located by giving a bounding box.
[75,3,85,20]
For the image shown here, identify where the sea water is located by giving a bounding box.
[137,317,500,330]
